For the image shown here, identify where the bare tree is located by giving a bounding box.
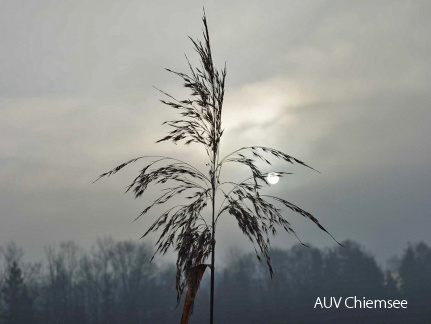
[95,10,340,324]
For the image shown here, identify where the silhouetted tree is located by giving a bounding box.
[323,241,384,297]
[253,246,325,324]
[1,261,35,324]
[216,250,258,323]
[398,242,431,323]
[44,242,82,324]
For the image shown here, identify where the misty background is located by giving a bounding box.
[1,0,430,283]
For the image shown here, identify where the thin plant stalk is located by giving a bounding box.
[210,177,215,324]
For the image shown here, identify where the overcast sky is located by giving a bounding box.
[1,0,430,266]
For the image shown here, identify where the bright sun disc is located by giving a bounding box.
[267,172,280,185]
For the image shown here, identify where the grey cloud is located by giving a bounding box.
[1,0,430,264]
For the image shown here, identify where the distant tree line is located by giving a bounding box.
[0,239,430,324]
